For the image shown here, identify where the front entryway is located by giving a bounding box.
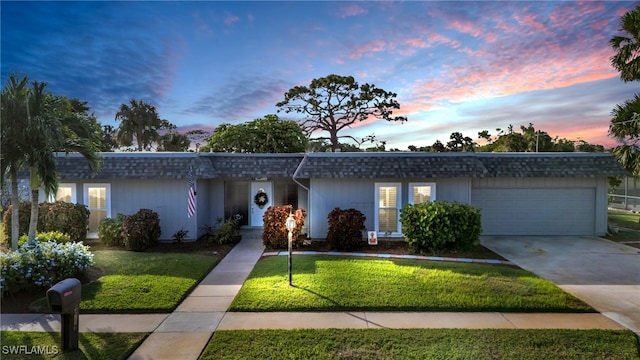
[250,181,273,226]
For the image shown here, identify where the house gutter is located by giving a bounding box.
[292,153,311,237]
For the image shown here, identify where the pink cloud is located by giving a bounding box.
[349,39,387,59]
[224,14,239,25]
[339,4,368,18]
[447,18,483,38]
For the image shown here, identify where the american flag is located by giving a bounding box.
[188,166,196,218]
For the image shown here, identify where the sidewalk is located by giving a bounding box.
[0,231,629,360]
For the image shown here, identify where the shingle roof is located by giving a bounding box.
[55,153,214,180]
[205,153,305,179]
[296,153,487,178]
[476,153,627,178]
[54,151,626,180]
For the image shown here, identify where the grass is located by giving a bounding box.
[200,328,640,360]
[609,209,640,230]
[80,250,218,313]
[0,331,146,359]
[230,255,592,312]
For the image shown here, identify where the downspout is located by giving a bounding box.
[292,154,310,238]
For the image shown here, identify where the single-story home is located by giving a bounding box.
[51,151,625,240]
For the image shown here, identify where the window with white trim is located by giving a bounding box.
[84,184,111,236]
[375,183,401,235]
[49,183,76,203]
[409,182,436,204]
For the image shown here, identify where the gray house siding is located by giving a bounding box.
[471,177,609,236]
[309,178,374,239]
[71,179,197,241]
[309,177,473,239]
[201,179,225,232]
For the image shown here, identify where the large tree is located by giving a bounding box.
[610,5,640,82]
[446,132,475,152]
[1,74,31,249]
[115,99,169,151]
[609,5,640,175]
[0,74,101,249]
[203,114,307,153]
[276,74,406,152]
[157,130,191,151]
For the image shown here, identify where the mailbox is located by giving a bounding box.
[47,278,81,314]
[47,278,81,351]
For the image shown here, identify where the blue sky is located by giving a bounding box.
[2,1,638,149]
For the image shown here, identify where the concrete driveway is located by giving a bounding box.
[481,236,640,334]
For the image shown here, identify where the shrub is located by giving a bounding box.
[400,201,482,253]
[3,201,89,244]
[18,231,71,247]
[172,228,189,243]
[326,208,366,251]
[39,201,90,243]
[98,214,127,247]
[0,241,94,295]
[262,205,306,249]
[212,216,241,245]
[122,209,161,252]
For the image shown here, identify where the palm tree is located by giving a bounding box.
[115,99,165,151]
[610,4,640,82]
[1,74,31,249]
[1,74,102,249]
[609,5,640,175]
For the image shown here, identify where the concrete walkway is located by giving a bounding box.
[127,229,265,360]
[0,232,630,360]
[481,235,640,335]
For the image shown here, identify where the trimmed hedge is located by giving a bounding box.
[326,208,366,251]
[122,209,161,251]
[262,205,306,249]
[3,201,90,245]
[400,201,482,253]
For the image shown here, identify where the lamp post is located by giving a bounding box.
[285,212,296,286]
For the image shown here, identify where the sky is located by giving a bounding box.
[2,1,639,150]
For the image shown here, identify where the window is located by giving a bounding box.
[375,183,401,235]
[84,184,111,236]
[49,183,76,203]
[409,183,436,204]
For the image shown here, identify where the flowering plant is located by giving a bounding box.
[1,241,93,295]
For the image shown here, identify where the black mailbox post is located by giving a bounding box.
[47,278,81,351]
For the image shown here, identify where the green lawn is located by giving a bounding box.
[0,331,146,360]
[609,209,640,230]
[201,329,639,360]
[80,250,218,313]
[230,256,592,312]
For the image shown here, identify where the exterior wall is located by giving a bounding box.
[72,179,196,241]
[308,177,471,239]
[471,177,608,235]
[201,179,225,235]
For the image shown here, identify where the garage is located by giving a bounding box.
[471,187,596,236]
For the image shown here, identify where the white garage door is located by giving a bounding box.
[471,188,596,235]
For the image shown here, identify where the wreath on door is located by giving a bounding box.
[254,188,269,209]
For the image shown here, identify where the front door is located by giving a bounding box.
[250,181,273,226]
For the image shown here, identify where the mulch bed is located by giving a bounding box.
[1,237,506,314]
[292,240,508,260]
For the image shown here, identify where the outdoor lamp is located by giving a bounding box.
[286,213,296,286]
